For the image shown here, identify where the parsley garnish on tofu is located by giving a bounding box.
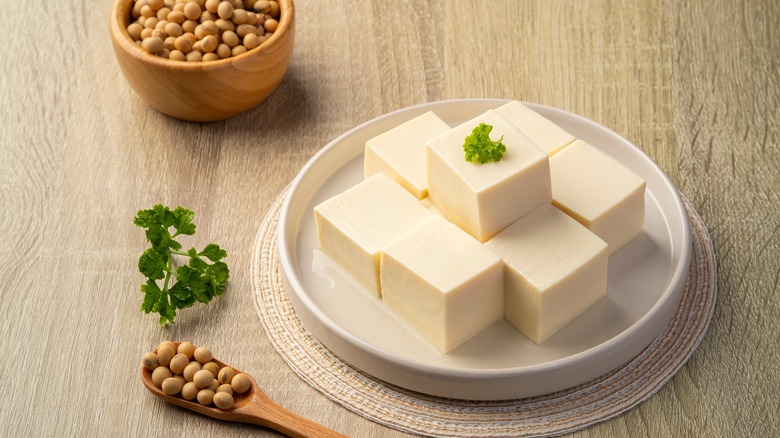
[463,123,506,164]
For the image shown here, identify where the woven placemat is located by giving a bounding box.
[250,190,717,437]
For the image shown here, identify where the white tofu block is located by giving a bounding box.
[314,174,434,296]
[426,110,551,242]
[381,216,504,353]
[486,205,608,344]
[495,101,576,156]
[550,140,646,254]
[364,111,451,199]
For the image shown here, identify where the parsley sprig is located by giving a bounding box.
[463,123,507,164]
[134,204,229,325]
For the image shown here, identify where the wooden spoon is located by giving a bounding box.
[141,346,345,437]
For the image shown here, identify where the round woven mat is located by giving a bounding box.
[250,190,717,437]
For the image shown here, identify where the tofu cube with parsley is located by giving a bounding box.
[426,110,551,242]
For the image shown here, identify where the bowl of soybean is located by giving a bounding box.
[110,0,295,122]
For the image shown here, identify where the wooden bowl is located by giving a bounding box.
[109,0,295,122]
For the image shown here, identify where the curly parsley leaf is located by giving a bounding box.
[134,204,229,325]
[463,123,507,164]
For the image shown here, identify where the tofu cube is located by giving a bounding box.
[364,111,451,199]
[550,139,646,254]
[381,216,504,353]
[486,205,608,344]
[426,110,551,242]
[314,174,434,296]
[495,100,576,156]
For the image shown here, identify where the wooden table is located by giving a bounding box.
[2,1,778,436]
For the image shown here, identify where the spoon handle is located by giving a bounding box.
[237,395,346,437]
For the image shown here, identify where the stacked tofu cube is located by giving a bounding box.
[314,102,646,352]
[426,110,551,242]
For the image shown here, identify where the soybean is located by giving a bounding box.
[169,49,186,61]
[164,22,183,37]
[169,353,190,375]
[162,377,183,395]
[236,24,256,38]
[157,345,175,367]
[174,36,193,53]
[181,382,199,400]
[216,384,234,395]
[253,0,270,14]
[263,18,277,33]
[183,2,202,20]
[202,361,219,378]
[213,392,235,409]
[201,20,219,35]
[193,369,215,389]
[140,27,153,40]
[231,8,248,24]
[197,389,215,405]
[151,366,173,387]
[243,33,260,50]
[182,19,197,33]
[205,0,220,13]
[127,22,143,40]
[166,10,185,24]
[217,1,234,20]
[193,347,212,364]
[155,339,175,352]
[142,352,159,371]
[216,44,231,59]
[222,30,239,48]
[231,45,247,57]
[183,362,202,381]
[201,35,218,52]
[231,373,251,394]
[218,367,236,385]
[215,18,235,32]
[268,1,279,17]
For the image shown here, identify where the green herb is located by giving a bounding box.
[134,204,229,325]
[463,123,506,164]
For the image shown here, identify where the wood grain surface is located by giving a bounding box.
[1,0,778,436]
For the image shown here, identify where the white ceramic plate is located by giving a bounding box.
[277,99,691,400]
